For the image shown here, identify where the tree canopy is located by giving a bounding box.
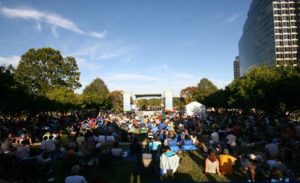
[180,86,198,104]
[108,90,123,113]
[82,78,110,109]
[14,48,81,96]
[226,66,300,113]
[196,78,218,102]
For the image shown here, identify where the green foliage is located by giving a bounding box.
[0,65,27,113]
[204,89,229,108]
[173,97,185,111]
[14,48,81,96]
[180,86,198,104]
[216,66,300,113]
[47,87,80,111]
[0,65,55,114]
[196,78,218,102]
[138,98,161,108]
[82,78,110,109]
[108,90,123,113]
[180,67,300,114]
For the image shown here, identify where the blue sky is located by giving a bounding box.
[0,0,251,96]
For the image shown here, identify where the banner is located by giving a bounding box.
[164,91,173,111]
[123,92,131,112]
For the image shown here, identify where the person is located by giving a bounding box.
[76,133,86,150]
[65,165,87,183]
[245,156,256,182]
[148,136,162,152]
[85,131,96,151]
[111,141,123,158]
[269,167,290,182]
[45,135,56,153]
[265,140,279,158]
[63,149,80,175]
[160,146,180,177]
[41,136,48,151]
[210,130,219,144]
[16,140,30,160]
[60,131,69,146]
[106,132,115,145]
[204,152,221,176]
[96,133,106,146]
[219,152,237,175]
[225,133,237,151]
[130,137,142,157]
[190,133,199,146]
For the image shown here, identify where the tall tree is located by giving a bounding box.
[82,78,110,109]
[196,78,218,102]
[47,87,79,111]
[226,66,300,113]
[173,97,185,111]
[180,86,198,104]
[14,48,81,96]
[108,90,123,113]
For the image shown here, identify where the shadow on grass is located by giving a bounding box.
[161,172,196,183]
[205,172,218,182]
[186,150,205,169]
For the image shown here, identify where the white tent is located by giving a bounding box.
[185,101,206,116]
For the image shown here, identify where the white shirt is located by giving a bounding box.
[160,153,180,174]
[226,134,237,147]
[65,175,87,183]
[211,132,219,143]
[111,148,123,157]
[205,159,219,174]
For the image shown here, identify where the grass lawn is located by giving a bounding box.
[41,127,300,182]
[51,150,248,183]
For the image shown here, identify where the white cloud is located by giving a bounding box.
[0,55,20,67]
[225,13,241,23]
[76,73,158,94]
[0,6,106,39]
[70,42,134,61]
[76,58,102,72]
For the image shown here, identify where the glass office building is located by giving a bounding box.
[239,0,300,74]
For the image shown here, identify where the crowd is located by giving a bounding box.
[0,110,299,182]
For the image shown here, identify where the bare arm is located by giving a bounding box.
[204,158,208,173]
[249,164,256,182]
[216,160,221,176]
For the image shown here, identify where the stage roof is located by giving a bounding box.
[134,94,162,98]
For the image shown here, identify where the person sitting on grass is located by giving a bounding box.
[16,140,30,160]
[160,146,180,178]
[65,164,87,183]
[204,151,221,176]
[219,150,237,175]
[111,141,123,159]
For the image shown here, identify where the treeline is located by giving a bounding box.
[0,48,123,115]
[2,47,300,115]
[180,66,300,115]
